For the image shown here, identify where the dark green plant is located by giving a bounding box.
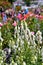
[8,0,16,4]
[23,0,30,6]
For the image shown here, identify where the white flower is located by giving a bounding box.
[0,31,3,42]
[13,45,18,49]
[34,56,37,60]
[5,10,9,14]
[22,35,24,39]
[41,47,43,62]
[28,42,30,45]
[1,60,3,63]
[0,63,1,65]
[0,42,2,46]
[16,55,19,58]
[0,38,3,42]
[0,32,1,37]
[18,47,20,51]
[36,30,42,36]
[36,30,42,44]
[17,38,19,43]
[23,61,26,65]
[18,27,20,30]
[17,33,19,37]
[8,48,11,54]
[14,62,17,65]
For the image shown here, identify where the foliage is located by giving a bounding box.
[26,17,43,33]
[0,1,11,9]
[23,0,30,6]
[8,0,16,4]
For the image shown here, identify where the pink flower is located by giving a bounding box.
[39,15,43,20]
[31,32,34,35]
[0,23,3,27]
[30,13,34,17]
[24,18,26,20]
[17,14,22,20]
[12,21,17,27]
[35,15,39,18]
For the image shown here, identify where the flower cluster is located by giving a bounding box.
[0,20,42,65]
